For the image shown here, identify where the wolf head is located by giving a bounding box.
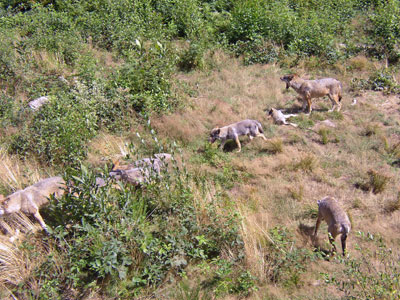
[280,74,295,89]
[209,128,221,143]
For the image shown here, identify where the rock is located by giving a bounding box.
[319,120,336,128]
[28,96,50,111]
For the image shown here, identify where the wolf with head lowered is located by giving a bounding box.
[209,119,267,152]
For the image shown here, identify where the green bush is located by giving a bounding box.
[324,231,400,299]
[111,41,176,113]
[266,226,314,289]
[11,154,246,298]
[9,93,97,165]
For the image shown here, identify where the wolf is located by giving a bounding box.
[209,119,267,152]
[0,176,66,231]
[280,74,343,114]
[96,153,173,187]
[268,108,298,127]
[314,196,351,256]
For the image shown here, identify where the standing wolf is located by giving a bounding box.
[280,74,343,114]
[209,119,267,152]
[0,176,66,231]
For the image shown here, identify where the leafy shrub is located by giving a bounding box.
[177,42,206,71]
[233,40,279,66]
[154,0,209,40]
[367,0,400,62]
[9,93,97,165]
[0,28,18,83]
[112,41,176,113]
[324,231,400,299]
[265,226,314,289]
[14,6,83,65]
[11,153,246,297]
[368,70,400,94]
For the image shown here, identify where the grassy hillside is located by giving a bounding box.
[1,1,400,299]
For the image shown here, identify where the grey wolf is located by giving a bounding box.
[96,153,173,187]
[0,176,66,231]
[280,74,343,114]
[268,108,298,127]
[209,119,267,152]
[314,196,351,256]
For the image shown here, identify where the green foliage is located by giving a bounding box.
[368,69,400,94]
[200,259,257,297]
[112,41,176,113]
[227,0,357,60]
[266,226,314,289]
[324,231,400,299]
[368,0,400,62]
[9,93,97,165]
[11,153,247,298]
[178,42,206,72]
[14,5,83,65]
[232,40,279,66]
[317,128,339,145]
[352,69,400,94]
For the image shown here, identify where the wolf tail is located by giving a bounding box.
[256,121,264,133]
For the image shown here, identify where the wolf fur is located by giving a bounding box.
[280,74,343,114]
[314,196,351,256]
[268,108,298,127]
[96,153,173,187]
[209,119,267,152]
[0,176,66,231]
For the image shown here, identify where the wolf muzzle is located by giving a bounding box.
[209,137,217,143]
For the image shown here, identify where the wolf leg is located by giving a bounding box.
[256,133,267,140]
[235,136,241,152]
[33,211,48,232]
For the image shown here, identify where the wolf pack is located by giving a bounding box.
[0,74,350,257]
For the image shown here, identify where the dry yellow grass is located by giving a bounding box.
[150,54,400,298]
[0,147,47,193]
[2,52,400,298]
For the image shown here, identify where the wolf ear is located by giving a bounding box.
[111,159,120,171]
[268,109,273,115]
[215,128,220,134]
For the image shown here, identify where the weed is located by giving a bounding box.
[384,192,400,213]
[324,231,400,299]
[291,115,315,129]
[265,138,284,154]
[361,123,381,137]
[355,169,390,194]
[292,155,317,173]
[288,185,304,202]
[265,227,314,289]
[318,128,330,145]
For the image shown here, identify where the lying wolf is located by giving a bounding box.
[268,108,298,127]
[209,119,267,152]
[96,153,173,187]
[314,196,351,256]
[280,74,343,114]
[0,176,66,231]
